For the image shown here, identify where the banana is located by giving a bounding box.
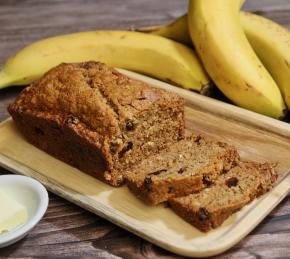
[137,0,244,45]
[0,30,210,93]
[139,11,290,112]
[188,0,286,118]
[137,15,191,46]
[240,12,290,110]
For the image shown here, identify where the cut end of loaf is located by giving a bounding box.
[125,135,240,205]
[169,162,278,232]
[7,61,185,186]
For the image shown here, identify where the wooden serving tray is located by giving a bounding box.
[0,70,290,257]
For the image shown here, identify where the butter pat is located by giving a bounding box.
[0,190,28,234]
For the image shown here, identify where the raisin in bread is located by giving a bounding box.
[125,135,239,205]
[169,162,277,232]
[8,61,185,186]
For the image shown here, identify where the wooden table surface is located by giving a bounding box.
[0,0,290,258]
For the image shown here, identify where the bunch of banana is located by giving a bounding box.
[241,12,290,112]
[0,31,210,93]
[1,0,290,119]
[139,0,290,119]
[189,0,286,118]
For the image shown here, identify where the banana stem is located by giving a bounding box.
[136,24,164,33]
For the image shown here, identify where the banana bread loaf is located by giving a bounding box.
[8,61,185,186]
[125,135,239,205]
[169,162,277,232]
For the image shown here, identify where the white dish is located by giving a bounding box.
[0,175,48,248]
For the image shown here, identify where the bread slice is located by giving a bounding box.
[169,162,277,232]
[125,135,239,205]
[8,62,184,186]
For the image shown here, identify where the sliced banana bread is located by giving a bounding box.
[125,135,239,205]
[8,61,185,186]
[169,162,277,232]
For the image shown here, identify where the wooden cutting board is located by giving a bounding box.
[0,70,290,257]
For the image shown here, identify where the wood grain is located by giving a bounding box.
[0,0,290,258]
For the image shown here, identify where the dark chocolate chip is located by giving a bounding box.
[194,135,202,145]
[116,175,124,185]
[129,141,133,147]
[148,169,167,176]
[198,207,211,221]
[168,186,174,193]
[118,141,133,158]
[66,115,78,124]
[178,167,186,174]
[110,145,117,154]
[225,177,238,187]
[202,175,212,186]
[217,141,227,148]
[125,119,135,131]
[86,78,94,88]
[127,141,133,148]
[34,127,45,136]
[144,177,153,191]
[177,135,184,141]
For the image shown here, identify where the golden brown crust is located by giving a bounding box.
[8,61,185,186]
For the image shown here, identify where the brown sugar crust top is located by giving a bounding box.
[10,62,182,138]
